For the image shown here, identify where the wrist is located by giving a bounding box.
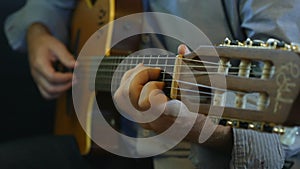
[26,23,51,45]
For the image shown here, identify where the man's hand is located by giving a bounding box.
[114,45,233,151]
[27,23,75,99]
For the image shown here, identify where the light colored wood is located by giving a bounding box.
[235,59,251,108]
[54,0,143,155]
[55,0,114,155]
[258,61,273,110]
[213,58,229,106]
[170,55,183,99]
[184,46,300,126]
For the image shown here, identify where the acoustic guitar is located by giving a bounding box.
[55,0,300,155]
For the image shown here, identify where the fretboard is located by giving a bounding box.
[93,55,177,93]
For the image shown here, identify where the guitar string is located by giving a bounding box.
[90,68,264,93]
[88,70,261,76]
[93,76,252,97]
[76,57,262,75]
[94,78,250,94]
[163,86,259,106]
[77,62,259,69]
[75,55,267,99]
[92,81,259,106]
[77,58,262,75]
[76,56,260,68]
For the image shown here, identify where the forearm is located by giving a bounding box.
[185,115,233,152]
[187,116,233,169]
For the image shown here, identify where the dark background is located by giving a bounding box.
[0,1,55,143]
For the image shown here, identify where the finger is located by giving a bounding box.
[48,37,76,69]
[120,63,146,84]
[38,78,72,98]
[34,57,73,84]
[33,70,72,97]
[177,44,191,55]
[138,81,166,110]
[37,85,60,100]
[128,67,162,108]
[120,64,144,85]
[45,72,73,84]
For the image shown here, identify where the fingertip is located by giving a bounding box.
[135,63,144,68]
[53,43,76,68]
[178,44,187,55]
[67,56,76,68]
[74,61,79,68]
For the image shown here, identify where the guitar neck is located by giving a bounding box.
[94,55,177,92]
[85,44,300,134]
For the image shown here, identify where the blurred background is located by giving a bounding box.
[0,1,55,143]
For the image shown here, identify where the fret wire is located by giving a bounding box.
[149,54,152,66]
[155,54,159,66]
[142,54,145,65]
[124,55,129,74]
[135,55,139,67]
[163,55,167,80]
[130,55,134,69]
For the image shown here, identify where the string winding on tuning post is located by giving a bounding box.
[221,37,300,53]
[212,38,300,134]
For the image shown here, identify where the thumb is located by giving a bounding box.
[177,44,191,55]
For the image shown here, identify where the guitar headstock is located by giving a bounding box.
[173,38,300,133]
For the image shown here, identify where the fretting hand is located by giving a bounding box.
[114,45,233,151]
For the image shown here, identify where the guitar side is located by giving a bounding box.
[54,0,143,155]
[54,0,114,155]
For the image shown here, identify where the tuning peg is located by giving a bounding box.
[223,37,231,45]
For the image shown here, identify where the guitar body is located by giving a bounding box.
[54,0,142,155]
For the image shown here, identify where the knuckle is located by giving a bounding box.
[46,73,56,83]
[31,59,40,70]
[45,86,58,95]
[38,87,52,100]
[144,81,157,88]
[43,94,52,100]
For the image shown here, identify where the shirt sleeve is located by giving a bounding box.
[239,0,300,43]
[4,0,76,52]
[231,129,285,169]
